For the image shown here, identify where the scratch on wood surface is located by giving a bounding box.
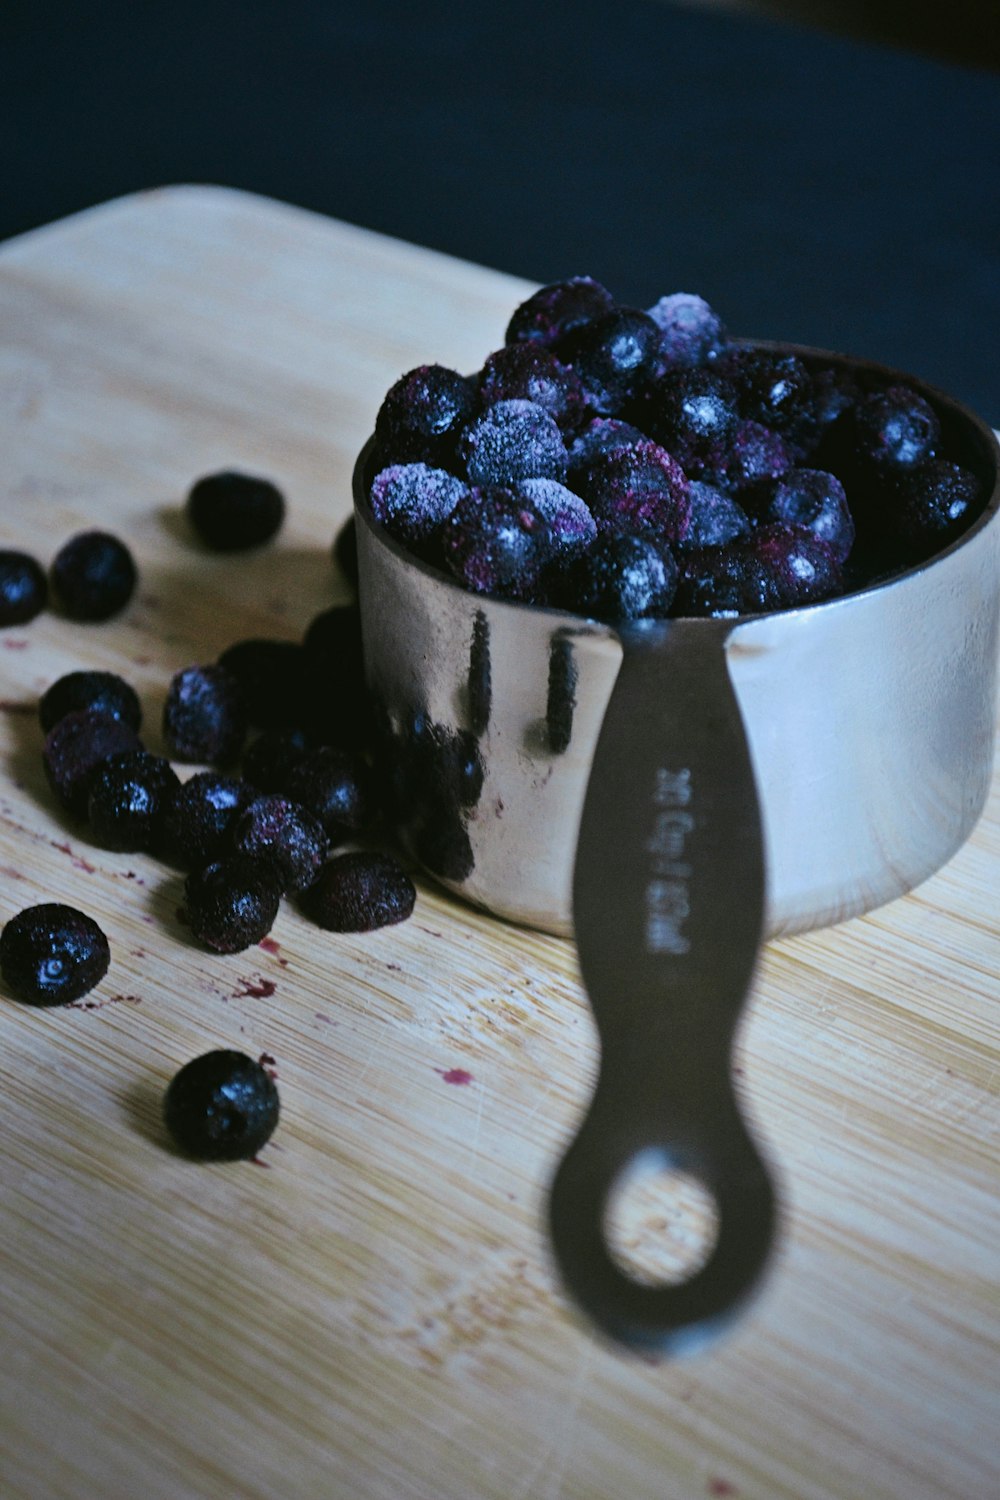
[511,1336,595,1500]
[354,1035,384,1088]
[520,1078,558,1133]
[468,1074,485,1177]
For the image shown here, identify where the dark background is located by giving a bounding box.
[693,0,999,70]
[3,0,999,420]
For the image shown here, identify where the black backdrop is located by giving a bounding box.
[3,0,999,420]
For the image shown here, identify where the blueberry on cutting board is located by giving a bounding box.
[163,1050,279,1160]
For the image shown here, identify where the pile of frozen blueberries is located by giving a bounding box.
[0,471,412,1159]
[37,616,414,956]
[366,278,988,621]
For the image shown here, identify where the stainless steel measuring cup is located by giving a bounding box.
[352,346,1000,1353]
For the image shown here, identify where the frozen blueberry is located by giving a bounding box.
[87,750,180,852]
[727,349,814,434]
[161,771,255,869]
[574,440,691,544]
[302,603,364,679]
[505,276,615,349]
[374,709,480,884]
[184,856,282,952]
[374,364,476,467]
[300,851,416,932]
[39,670,142,735]
[646,292,726,371]
[43,708,143,816]
[880,459,984,563]
[402,713,485,812]
[442,484,552,599]
[411,812,475,883]
[672,545,774,618]
[458,399,567,486]
[557,308,661,414]
[164,664,246,764]
[230,795,328,894]
[302,605,371,748]
[564,534,679,622]
[218,638,313,732]
[185,470,285,551]
[848,385,941,473]
[641,367,740,478]
[811,365,860,428]
[567,417,647,474]
[742,524,844,609]
[478,344,588,429]
[1,902,109,1005]
[242,728,312,792]
[163,1049,280,1160]
[282,746,372,840]
[513,478,597,556]
[744,468,855,562]
[377,708,483,820]
[720,420,795,492]
[50,530,137,621]
[369,463,467,549]
[680,482,751,549]
[0,550,47,626]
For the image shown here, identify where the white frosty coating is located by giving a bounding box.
[478,342,585,426]
[726,420,795,491]
[680,479,751,549]
[514,478,597,554]
[369,463,467,544]
[646,291,726,368]
[458,399,567,486]
[567,416,646,471]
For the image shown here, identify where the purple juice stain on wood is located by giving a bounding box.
[258,1050,278,1079]
[708,1480,738,1497]
[51,839,96,874]
[234,976,276,999]
[314,1012,335,1025]
[71,993,141,1010]
[435,1067,474,1086]
[259,936,289,967]
[2,638,29,650]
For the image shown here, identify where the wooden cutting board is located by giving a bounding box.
[1,186,997,1500]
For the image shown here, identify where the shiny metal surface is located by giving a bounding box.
[354,385,1000,944]
[353,347,1000,1351]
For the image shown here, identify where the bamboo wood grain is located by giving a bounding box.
[0,186,997,1500]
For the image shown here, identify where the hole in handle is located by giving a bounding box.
[549,1100,776,1354]
[604,1148,720,1288]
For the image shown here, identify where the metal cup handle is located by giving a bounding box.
[550,617,778,1352]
